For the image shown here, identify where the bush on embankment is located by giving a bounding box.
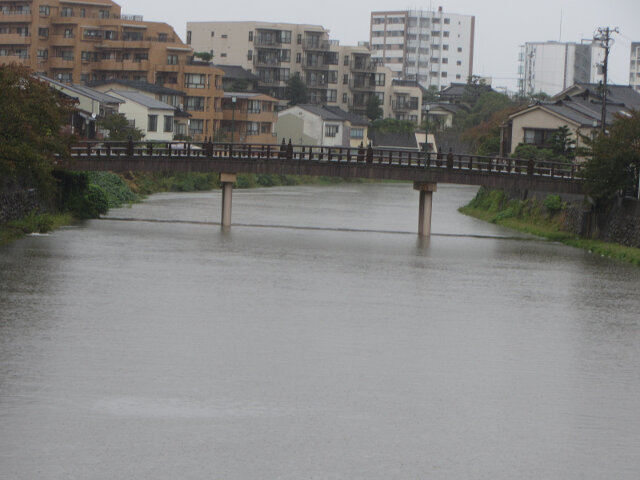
[459,187,640,266]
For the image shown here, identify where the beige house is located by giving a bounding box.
[106,90,176,142]
[276,104,368,147]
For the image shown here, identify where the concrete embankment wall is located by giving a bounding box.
[511,189,640,248]
[0,188,40,222]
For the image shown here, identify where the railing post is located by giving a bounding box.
[147,142,153,156]
[358,142,364,163]
[447,148,453,169]
[279,138,286,159]
[106,143,111,157]
[527,158,534,176]
[366,143,373,164]
[126,136,134,156]
[286,139,293,160]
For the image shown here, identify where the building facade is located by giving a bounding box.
[518,40,605,97]
[0,0,223,140]
[631,42,640,92]
[369,8,475,90]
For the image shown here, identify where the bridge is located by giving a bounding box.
[60,140,585,236]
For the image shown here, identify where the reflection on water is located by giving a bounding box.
[1,184,639,479]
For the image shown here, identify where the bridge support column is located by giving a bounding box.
[414,182,437,237]
[220,173,237,228]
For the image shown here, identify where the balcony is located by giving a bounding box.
[121,59,149,70]
[0,54,30,66]
[254,37,282,47]
[50,34,76,46]
[392,100,419,111]
[350,80,375,91]
[351,62,377,72]
[0,12,32,23]
[49,57,75,68]
[0,33,31,45]
[303,39,330,51]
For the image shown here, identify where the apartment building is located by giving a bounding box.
[518,40,605,97]
[631,42,640,92]
[0,0,223,140]
[187,21,423,123]
[369,8,475,90]
[220,92,278,144]
[186,21,332,104]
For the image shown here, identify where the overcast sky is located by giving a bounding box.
[123,0,639,91]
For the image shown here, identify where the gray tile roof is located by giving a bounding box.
[109,90,176,110]
[369,131,418,150]
[36,75,122,104]
[89,79,184,96]
[214,65,258,82]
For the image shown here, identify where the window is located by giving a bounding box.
[185,96,205,111]
[350,128,364,139]
[158,33,168,42]
[442,58,448,64]
[297,34,302,44]
[443,45,449,51]
[64,28,73,38]
[343,74,348,85]
[296,53,301,63]
[185,73,206,88]
[374,73,385,86]
[189,119,203,134]
[80,73,89,83]
[247,122,259,136]
[248,31,253,41]
[327,89,337,103]
[280,49,290,62]
[325,124,339,137]
[280,30,291,43]
[167,54,178,65]
[456,60,461,66]
[57,73,72,83]
[186,31,191,44]
[247,100,261,114]
[164,115,173,133]
[84,29,102,39]
[38,27,49,38]
[221,34,227,39]
[327,71,337,84]
[147,115,158,132]
[61,7,73,17]
[80,8,85,17]
[444,18,450,24]
[457,47,462,52]
[342,93,348,103]
[523,128,556,147]
[441,71,447,77]
[220,53,227,57]
[98,9,109,18]
[37,49,48,60]
[123,31,143,41]
[443,31,450,37]
[344,55,349,66]
[104,30,117,40]
[456,74,461,79]
[247,50,252,60]
[261,122,271,134]
[211,31,215,37]
[39,5,50,16]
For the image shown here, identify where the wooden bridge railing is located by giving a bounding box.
[68,140,583,181]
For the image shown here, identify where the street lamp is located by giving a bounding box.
[231,95,237,144]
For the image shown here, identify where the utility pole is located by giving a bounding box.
[594,27,619,133]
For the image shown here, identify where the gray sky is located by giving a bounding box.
[123,0,639,91]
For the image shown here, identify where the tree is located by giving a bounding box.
[98,113,144,141]
[422,85,440,103]
[193,52,213,62]
[365,95,383,121]
[549,125,576,162]
[285,73,308,105]
[582,110,640,199]
[0,64,75,194]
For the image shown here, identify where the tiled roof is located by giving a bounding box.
[108,90,176,110]
[369,131,418,149]
[89,79,183,96]
[214,65,258,82]
[36,75,122,104]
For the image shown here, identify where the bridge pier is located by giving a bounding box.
[220,173,237,228]
[414,182,437,237]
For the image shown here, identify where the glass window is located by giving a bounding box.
[325,124,339,137]
[189,119,203,134]
[148,115,158,132]
[164,116,173,132]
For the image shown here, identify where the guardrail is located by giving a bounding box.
[68,140,583,181]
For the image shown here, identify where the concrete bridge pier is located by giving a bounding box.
[414,182,437,237]
[220,173,237,229]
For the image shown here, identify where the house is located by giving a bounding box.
[220,92,278,144]
[275,104,369,147]
[501,84,640,155]
[91,79,190,138]
[369,131,437,153]
[105,90,176,141]
[214,65,260,94]
[422,102,461,129]
[36,75,122,139]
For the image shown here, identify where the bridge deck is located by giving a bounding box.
[61,141,585,195]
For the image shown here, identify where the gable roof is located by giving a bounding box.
[369,131,418,150]
[553,83,640,110]
[36,75,122,105]
[89,79,183,96]
[214,65,258,82]
[108,90,176,110]
[323,106,369,126]
[440,82,493,99]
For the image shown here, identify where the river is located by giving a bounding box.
[1,183,639,479]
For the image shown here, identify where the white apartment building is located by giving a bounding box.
[369,8,475,90]
[518,40,605,96]
[631,42,640,92]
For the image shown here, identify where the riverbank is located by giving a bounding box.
[0,212,76,246]
[459,188,640,266]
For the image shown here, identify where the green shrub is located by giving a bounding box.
[543,194,564,213]
[68,184,109,219]
[236,174,258,189]
[87,172,139,208]
[7,211,54,233]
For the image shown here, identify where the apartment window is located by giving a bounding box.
[374,73,385,86]
[523,128,555,147]
[350,128,364,139]
[296,52,301,63]
[185,73,206,88]
[123,31,143,41]
[167,54,178,65]
[297,34,302,44]
[189,119,203,134]
[37,49,48,60]
[344,55,349,66]
[443,31,450,38]
[185,96,205,111]
[247,100,261,114]
[210,31,215,37]
[16,27,29,37]
[247,50,252,60]
[457,47,462,52]
[280,49,291,62]
[247,122,259,136]
[163,115,173,132]
[456,60,461,66]
[220,53,227,57]
[441,71,447,77]
[186,31,191,44]
[343,74,348,85]
[442,58,448,64]
[147,115,158,132]
[80,73,89,83]
[456,74,461,79]
[64,28,73,38]
[279,30,291,44]
[342,93,348,103]
[248,31,253,41]
[158,33,168,42]
[105,30,117,40]
[432,18,440,23]
[443,45,449,51]
[39,5,50,16]
[325,124,339,137]
[444,18,450,24]
[260,122,271,134]
[327,89,337,103]
[38,27,49,38]
[61,7,73,17]
[59,50,73,60]
[84,29,102,39]
[221,34,227,39]
[327,71,337,84]
[57,73,72,82]
[80,8,85,17]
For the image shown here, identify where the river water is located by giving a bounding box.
[1,183,639,479]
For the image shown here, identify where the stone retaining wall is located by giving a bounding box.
[0,188,40,222]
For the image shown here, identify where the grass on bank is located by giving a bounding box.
[459,188,640,266]
[0,212,75,246]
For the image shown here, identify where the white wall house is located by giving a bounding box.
[106,90,176,142]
